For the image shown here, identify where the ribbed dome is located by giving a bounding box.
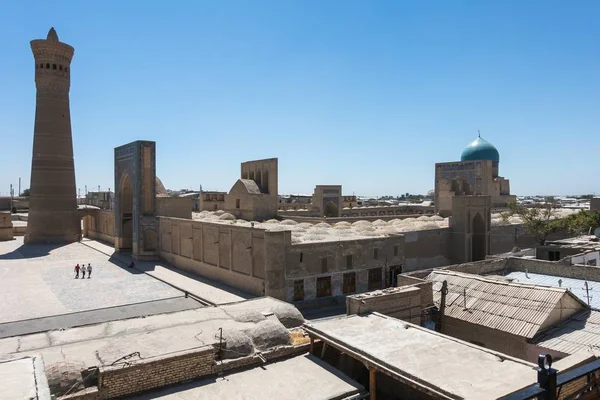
[460,135,500,163]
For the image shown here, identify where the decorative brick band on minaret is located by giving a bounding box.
[25,27,81,243]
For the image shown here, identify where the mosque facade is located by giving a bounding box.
[434,135,515,217]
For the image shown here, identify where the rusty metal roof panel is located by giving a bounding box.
[426,270,576,339]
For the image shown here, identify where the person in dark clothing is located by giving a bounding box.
[128,261,135,269]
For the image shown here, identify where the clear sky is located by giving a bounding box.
[1,1,598,197]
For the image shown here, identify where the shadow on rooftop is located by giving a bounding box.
[0,243,69,260]
[81,238,255,301]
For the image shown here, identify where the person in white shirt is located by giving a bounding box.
[87,263,92,278]
[80,264,86,279]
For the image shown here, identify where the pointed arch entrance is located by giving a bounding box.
[114,141,157,260]
[324,201,339,217]
[118,172,133,250]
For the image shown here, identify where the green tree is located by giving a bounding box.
[501,200,563,245]
[560,210,600,236]
[20,188,30,196]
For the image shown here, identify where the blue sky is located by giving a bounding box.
[1,1,599,197]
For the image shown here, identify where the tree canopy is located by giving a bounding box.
[502,200,600,245]
[502,200,563,245]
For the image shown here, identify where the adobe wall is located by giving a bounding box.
[508,257,600,282]
[84,210,116,245]
[156,197,192,219]
[403,228,452,271]
[158,217,267,297]
[403,258,509,279]
[283,235,404,302]
[340,204,435,218]
[0,196,30,211]
[346,286,425,325]
[442,316,530,360]
[0,212,13,241]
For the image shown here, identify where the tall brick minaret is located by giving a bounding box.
[25,27,80,243]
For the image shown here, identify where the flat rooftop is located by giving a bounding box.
[0,355,51,400]
[0,237,254,338]
[545,235,600,250]
[0,237,183,324]
[129,353,364,400]
[0,298,303,370]
[304,313,538,399]
[503,271,600,310]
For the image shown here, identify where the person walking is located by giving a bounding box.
[87,263,92,278]
[74,264,80,279]
[81,264,86,279]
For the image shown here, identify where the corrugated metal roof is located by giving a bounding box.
[503,271,600,310]
[532,310,600,355]
[426,270,583,339]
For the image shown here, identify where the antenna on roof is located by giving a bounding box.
[583,281,593,306]
[478,130,481,138]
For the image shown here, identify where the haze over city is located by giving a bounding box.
[1,1,598,196]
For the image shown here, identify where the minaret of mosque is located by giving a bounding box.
[25,27,80,243]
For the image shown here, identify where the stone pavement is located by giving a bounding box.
[0,297,201,339]
[81,239,253,305]
[0,238,183,324]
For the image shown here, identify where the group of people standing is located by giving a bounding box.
[74,263,92,279]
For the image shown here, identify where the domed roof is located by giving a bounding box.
[460,134,500,163]
[155,177,168,197]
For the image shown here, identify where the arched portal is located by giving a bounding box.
[81,214,92,238]
[118,172,133,250]
[324,201,339,218]
[472,212,486,261]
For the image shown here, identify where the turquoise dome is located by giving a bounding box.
[460,136,500,163]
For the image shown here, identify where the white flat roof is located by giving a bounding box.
[0,356,51,400]
[129,353,365,399]
[304,313,538,399]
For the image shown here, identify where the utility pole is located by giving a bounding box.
[18,177,21,197]
[9,184,14,213]
[437,280,448,333]
[584,281,593,306]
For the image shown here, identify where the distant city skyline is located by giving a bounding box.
[1,1,599,197]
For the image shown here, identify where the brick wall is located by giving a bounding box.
[403,258,509,279]
[214,343,310,375]
[346,286,427,325]
[98,346,215,399]
[508,258,600,281]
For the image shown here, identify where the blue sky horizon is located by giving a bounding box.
[1,1,599,197]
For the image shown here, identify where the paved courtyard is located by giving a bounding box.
[0,237,183,324]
